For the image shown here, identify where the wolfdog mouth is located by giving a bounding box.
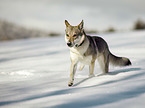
[68,44,78,48]
[67,44,79,48]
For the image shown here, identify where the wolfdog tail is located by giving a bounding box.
[109,52,131,66]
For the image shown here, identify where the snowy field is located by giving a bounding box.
[0,31,145,108]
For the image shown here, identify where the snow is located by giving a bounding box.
[0,31,145,108]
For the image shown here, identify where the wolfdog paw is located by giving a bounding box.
[68,82,73,87]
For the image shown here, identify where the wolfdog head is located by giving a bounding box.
[65,20,85,47]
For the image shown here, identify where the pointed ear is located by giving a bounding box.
[78,20,84,29]
[65,20,70,27]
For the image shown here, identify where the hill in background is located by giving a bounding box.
[0,19,60,41]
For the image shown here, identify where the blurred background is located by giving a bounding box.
[0,0,145,41]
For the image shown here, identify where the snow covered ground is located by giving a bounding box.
[0,31,145,108]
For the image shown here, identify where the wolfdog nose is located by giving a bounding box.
[67,42,72,46]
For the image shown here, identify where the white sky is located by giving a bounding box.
[0,0,145,33]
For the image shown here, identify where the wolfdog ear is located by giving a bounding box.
[65,20,71,27]
[78,20,84,29]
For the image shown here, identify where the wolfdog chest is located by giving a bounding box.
[79,55,92,65]
[70,48,92,65]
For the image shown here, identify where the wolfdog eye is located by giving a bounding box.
[66,34,69,37]
[73,34,77,38]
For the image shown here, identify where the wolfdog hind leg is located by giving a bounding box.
[98,55,108,74]
[104,54,109,73]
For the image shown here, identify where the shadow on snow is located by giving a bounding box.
[0,67,144,107]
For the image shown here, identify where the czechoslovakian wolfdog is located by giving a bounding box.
[65,20,131,86]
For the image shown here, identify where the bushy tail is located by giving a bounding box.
[109,53,131,66]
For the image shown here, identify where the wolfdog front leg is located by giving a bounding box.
[68,62,78,86]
